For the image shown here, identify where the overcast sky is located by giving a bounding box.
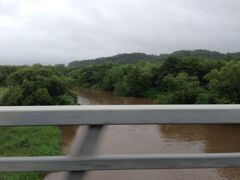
[0,0,240,65]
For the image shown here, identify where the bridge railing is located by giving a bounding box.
[0,105,240,180]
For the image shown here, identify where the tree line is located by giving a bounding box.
[0,49,240,106]
[68,53,240,104]
[68,49,240,67]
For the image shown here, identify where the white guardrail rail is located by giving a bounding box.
[0,105,240,180]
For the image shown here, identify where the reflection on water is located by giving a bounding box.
[45,87,240,180]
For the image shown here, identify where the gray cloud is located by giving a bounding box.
[0,0,240,65]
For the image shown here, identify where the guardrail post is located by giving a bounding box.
[65,125,103,180]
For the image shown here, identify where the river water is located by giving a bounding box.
[45,88,240,180]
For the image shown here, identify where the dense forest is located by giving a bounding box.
[0,49,240,179]
[68,49,240,104]
[1,49,240,105]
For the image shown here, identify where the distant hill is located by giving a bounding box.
[68,50,240,67]
[170,50,225,60]
[227,52,240,59]
[68,53,166,67]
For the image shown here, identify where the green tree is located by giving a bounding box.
[0,65,18,86]
[203,60,240,103]
[154,56,223,88]
[157,73,204,104]
[0,65,75,105]
[102,65,127,91]
[113,62,155,97]
[70,63,113,89]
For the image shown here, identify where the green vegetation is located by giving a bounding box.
[0,126,62,180]
[0,87,8,101]
[0,65,76,179]
[200,61,240,103]
[68,50,240,104]
[0,49,240,179]
[155,72,204,104]
[0,66,18,86]
[0,65,75,105]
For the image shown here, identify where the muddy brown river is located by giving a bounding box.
[45,88,240,180]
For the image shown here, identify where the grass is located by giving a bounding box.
[0,126,62,180]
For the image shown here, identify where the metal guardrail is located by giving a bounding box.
[0,105,240,180]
